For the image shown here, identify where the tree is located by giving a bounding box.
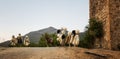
[39,33,59,47]
[89,18,104,38]
[39,33,48,47]
[80,18,104,48]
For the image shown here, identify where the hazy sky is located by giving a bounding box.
[0,0,89,42]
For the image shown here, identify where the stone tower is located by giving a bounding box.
[90,0,120,50]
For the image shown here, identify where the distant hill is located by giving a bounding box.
[0,40,10,47]
[24,27,57,44]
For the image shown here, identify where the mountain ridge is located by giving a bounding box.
[24,26,57,44]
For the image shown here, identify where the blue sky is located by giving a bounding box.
[0,0,89,42]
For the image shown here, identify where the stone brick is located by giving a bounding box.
[90,0,120,50]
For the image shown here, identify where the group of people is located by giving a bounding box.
[10,28,80,47]
[10,34,30,46]
[56,27,80,47]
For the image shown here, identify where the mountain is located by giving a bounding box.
[24,27,57,44]
[0,40,10,47]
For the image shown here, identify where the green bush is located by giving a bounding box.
[89,18,104,38]
[51,33,60,46]
[80,18,104,48]
[39,34,48,47]
[79,31,94,48]
[39,33,59,47]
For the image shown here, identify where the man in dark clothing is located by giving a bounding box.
[17,34,23,46]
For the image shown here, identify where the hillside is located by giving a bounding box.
[0,40,10,47]
[24,27,57,44]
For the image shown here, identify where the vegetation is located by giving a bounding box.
[39,33,59,47]
[79,18,104,48]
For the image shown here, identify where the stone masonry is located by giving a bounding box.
[90,0,120,50]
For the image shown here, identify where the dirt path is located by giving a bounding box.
[0,47,120,59]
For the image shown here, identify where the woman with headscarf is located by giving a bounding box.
[24,36,30,46]
[10,35,17,46]
[72,30,80,47]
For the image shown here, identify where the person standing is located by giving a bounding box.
[17,33,23,46]
[24,36,30,46]
[10,35,17,46]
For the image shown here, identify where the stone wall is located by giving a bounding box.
[109,0,120,50]
[90,0,111,49]
[90,0,120,50]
